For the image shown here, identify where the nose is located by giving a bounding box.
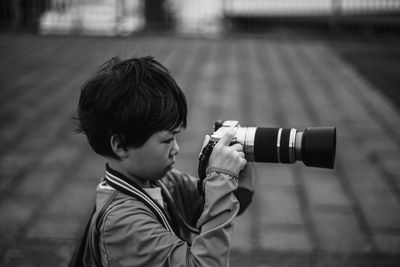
[171,139,180,156]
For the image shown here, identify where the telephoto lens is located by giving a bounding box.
[252,127,336,169]
[213,120,336,169]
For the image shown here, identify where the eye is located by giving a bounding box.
[163,137,175,144]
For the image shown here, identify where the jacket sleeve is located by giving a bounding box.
[99,171,240,267]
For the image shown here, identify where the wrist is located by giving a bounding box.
[206,166,239,181]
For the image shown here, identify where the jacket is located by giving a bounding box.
[82,165,255,267]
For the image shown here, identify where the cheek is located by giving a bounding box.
[148,146,170,161]
[134,141,171,164]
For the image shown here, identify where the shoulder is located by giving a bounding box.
[96,182,156,218]
[102,191,158,227]
[99,192,171,248]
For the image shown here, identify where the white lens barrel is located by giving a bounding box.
[235,127,257,162]
[242,127,299,163]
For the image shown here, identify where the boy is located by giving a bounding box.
[75,56,254,266]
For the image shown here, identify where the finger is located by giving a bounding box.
[218,127,236,146]
[241,158,248,170]
[230,143,244,152]
[237,151,245,159]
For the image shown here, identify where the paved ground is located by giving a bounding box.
[332,40,400,114]
[0,33,399,266]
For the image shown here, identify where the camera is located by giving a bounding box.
[210,120,336,169]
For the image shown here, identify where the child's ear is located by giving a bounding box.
[110,135,128,158]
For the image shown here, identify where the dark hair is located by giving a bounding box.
[75,56,187,159]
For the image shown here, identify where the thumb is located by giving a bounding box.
[219,127,236,146]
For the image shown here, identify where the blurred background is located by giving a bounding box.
[0,0,400,266]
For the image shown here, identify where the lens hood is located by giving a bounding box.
[301,127,336,169]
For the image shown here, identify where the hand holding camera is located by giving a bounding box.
[207,127,247,176]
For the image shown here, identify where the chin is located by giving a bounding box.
[152,170,169,180]
[151,165,173,180]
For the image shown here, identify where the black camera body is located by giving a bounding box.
[210,120,336,169]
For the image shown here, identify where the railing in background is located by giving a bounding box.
[223,0,400,36]
[0,0,399,37]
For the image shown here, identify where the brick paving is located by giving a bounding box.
[0,34,399,266]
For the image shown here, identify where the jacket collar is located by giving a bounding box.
[104,164,176,234]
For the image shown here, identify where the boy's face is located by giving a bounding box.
[125,127,181,181]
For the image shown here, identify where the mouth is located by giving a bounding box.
[171,161,176,167]
[167,161,175,170]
